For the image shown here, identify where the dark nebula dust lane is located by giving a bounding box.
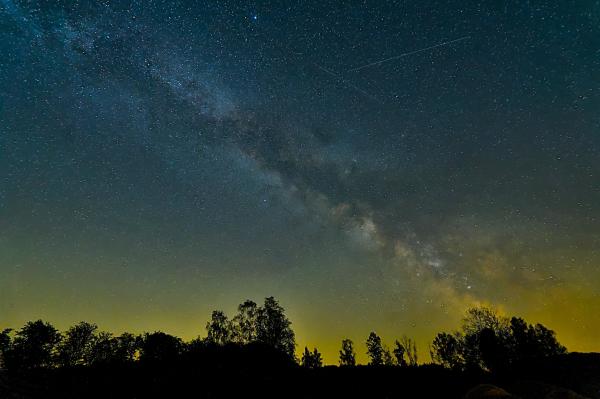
[1,1,599,362]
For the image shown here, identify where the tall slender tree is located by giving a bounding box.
[400,336,418,366]
[339,338,356,366]
[393,340,407,366]
[366,332,383,366]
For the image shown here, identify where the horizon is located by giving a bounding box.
[1,1,599,368]
[0,297,593,365]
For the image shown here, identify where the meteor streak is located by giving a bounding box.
[348,36,470,72]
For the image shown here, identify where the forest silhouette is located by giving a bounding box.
[1,296,599,398]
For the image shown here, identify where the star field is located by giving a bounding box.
[1,1,599,363]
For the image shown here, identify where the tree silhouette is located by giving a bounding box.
[7,320,62,370]
[382,345,395,366]
[510,316,530,358]
[461,331,482,370]
[366,332,383,366]
[86,331,117,365]
[478,327,507,373]
[85,332,140,365]
[430,308,568,372]
[113,332,141,363]
[462,307,510,338]
[0,298,580,399]
[0,328,12,369]
[400,336,418,366]
[57,321,98,367]
[206,310,233,345]
[301,346,311,367]
[231,300,259,344]
[256,296,296,358]
[301,347,323,368]
[460,307,510,370]
[529,323,566,357]
[510,317,566,362]
[339,339,356,366]
[393,340,408,367]
[139,332,183,364]
[430,332,461,369]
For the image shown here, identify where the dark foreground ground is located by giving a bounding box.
[1,353,599,399]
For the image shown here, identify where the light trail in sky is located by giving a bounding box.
[347,36,470,72]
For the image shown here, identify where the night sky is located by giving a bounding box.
[1,1,599,363]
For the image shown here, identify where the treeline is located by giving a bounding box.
[0,296,295,371]
[0,296,567,374]
[430,307,567,373]
[279,305,566,371]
